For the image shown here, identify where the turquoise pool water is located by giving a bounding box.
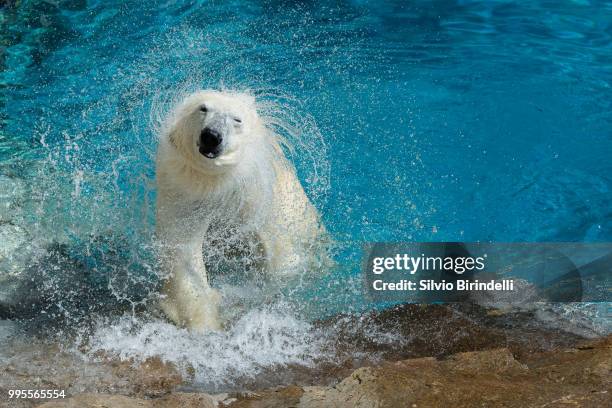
[1,0,611,390]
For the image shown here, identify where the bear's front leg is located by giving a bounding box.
[158,237,221,332]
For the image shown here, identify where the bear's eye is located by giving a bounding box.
[199,105,208,113]
[233,117,242,124]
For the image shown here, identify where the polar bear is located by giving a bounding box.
[155,90,326,332]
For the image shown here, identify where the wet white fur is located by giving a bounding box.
[156,90,324,331]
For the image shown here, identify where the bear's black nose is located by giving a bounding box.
[199,128,223,158]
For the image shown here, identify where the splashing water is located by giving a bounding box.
[81,306,327,391]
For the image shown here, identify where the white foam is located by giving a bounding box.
[82,305,329,390]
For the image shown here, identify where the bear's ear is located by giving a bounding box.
[244,93,256,106]
[167,127,179,149]
[165,117,186,149]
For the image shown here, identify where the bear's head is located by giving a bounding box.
[165,90,264,175]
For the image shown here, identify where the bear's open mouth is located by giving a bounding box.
[199,146,222,159]
[199,127,223,159]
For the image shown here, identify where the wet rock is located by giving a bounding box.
[197,303,595,391]
[442,348,528,375]
[225,386,304,408]
[319,303,586,365]
[227,335,611,408]
[0,305,609,407]
[104,356,183,398]
[522,335,612,388]
[36,394,141,408]
[0,339,183,408]
[37,392,217,408]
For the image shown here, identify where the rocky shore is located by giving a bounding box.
[26,334,612,408]
[1,303,609,408]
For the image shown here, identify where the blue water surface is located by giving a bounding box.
[1,0,611,317]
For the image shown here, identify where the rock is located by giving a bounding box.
[105,356,183,398]
[1,302,595,404]
[36,392,217,408]
[225,385,304,408]
[442,348,528,375]
[0,339,183,408]
[318,303,586,365]
[225,336,611,408]
[0,308,608,408]
[36,394,143,408]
